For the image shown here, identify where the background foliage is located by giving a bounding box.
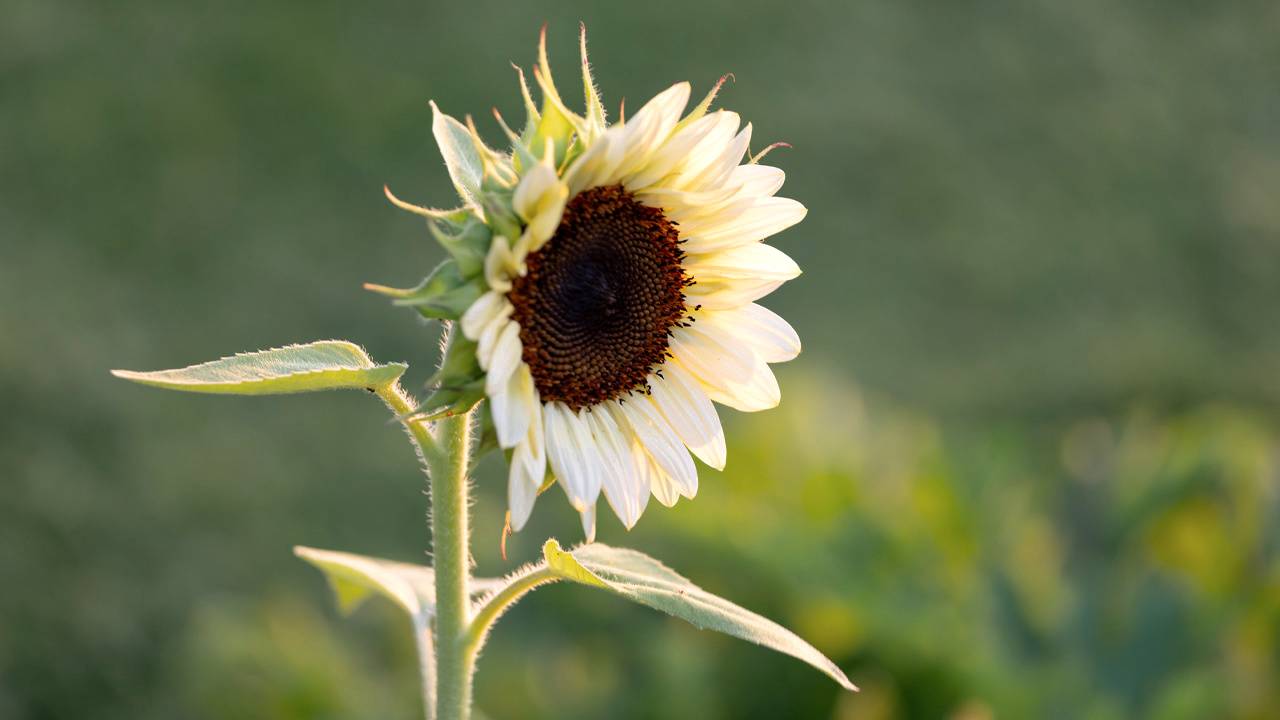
[3,0,1279,718]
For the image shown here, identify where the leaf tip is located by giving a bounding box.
[110,368,153,385]
[293,545,328,564]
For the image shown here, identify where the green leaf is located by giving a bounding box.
[542,539,610,588]
[543,540,858,691]
[295,547,508,717]
[294,546,439,618]
[294,546,506,619]
[112,341,407,395]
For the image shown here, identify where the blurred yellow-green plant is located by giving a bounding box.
[136,373,1280,720]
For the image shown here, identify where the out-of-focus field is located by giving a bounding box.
[2,1,1278,718]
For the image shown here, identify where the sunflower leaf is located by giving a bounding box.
[111,341,406,395]
[295,546,509,618]
[295,546,439,618]
[543,540,858,691]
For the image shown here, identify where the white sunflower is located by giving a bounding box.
[425,29,804,541]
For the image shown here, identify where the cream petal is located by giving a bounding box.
[507,402,546,532]
[679,197,807,253]
[679,123,752,194]
[612,83,691,181]
[617,395,698,499]
[564,133,625,196]
[683,277,787,311]
[659,111,742,192]
[682,243,801,311]
[729,164,786,199]
[513,161,568,247]
[683,242,802,281]
[586,403,650,529]
[517,393,545,474]
[544,401,604,511]
[632,184,742,224]
[622,110,723,191]
[460,291,506,341]
[484,321,523,396]
[647,362,727,470]
[580,503,597,543]
[670,326,781,412]
[527,191,567,248]
[512,161,558,219]
[646,458,683,508]
[695,303,801,363]
[510,232,533,275]
[562,136,609,195]
[507,450,540,531]
[475,308,514,368]
[483,235,518,291]
[490,362,536,448]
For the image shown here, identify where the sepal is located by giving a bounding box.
[465,114,518,192]
[526,28,582,170]
[427,208,492,279]
[431,102,486,207]
[513,63,541,142]
[578,24,608,142]
[365,260,485,321]
[419,329,486,416]
[480,191,523,245]
[673,73,731,134]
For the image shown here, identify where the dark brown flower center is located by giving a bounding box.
[509,184,689,411]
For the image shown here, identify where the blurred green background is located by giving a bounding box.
[3,0,1279,718]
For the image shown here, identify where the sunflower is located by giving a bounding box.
[403,28,804,541]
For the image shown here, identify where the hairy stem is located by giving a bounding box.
[425,410,474,720]
[376,380,477,719]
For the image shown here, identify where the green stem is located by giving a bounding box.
[376,380,441,460]
[376,380,476,720]
[425,410,474,720]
